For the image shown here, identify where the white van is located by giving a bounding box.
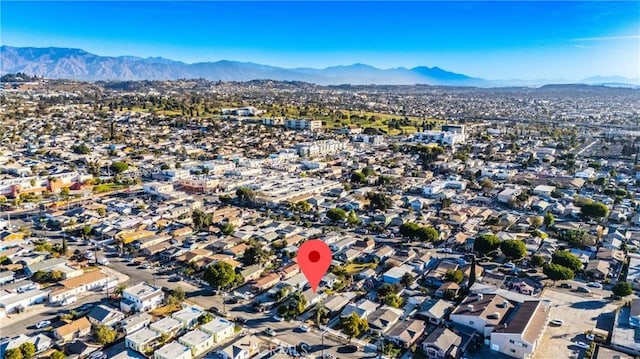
[97,257,109,265]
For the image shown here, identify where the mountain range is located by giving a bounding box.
[1,46,638,87]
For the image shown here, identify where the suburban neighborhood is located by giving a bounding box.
[0,75,639,359]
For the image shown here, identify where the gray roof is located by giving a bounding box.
[25,257,68,274]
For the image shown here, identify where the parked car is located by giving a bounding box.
[36,320,51,329]
[503,262,515,269]
[587,282,602,289]
[89,351,107,359]
[574,341,589,349]
[264,327,277,336]
[576,287,591,294]
[272,315,284,322]
[549,319,564,326]
[586,333,595,341]
[298,325,310,332]
[559,283,572,289]
[337,345,359,354]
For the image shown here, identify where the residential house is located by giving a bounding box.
[216,335,261,359]
[178,329,214,358]
[54,317,91,342]
[421,327,471,359]
[341,299,379,319]
[87,305,125,328]
[24,257,68,276]
[367,306,403,336]
[489,301,550,359]
[382,264,414,285]
[125,327,159,354]
[322,292,356,315]
[200,317,235,343]
[150,317,182,337]
[0,289,48,313]
[120,312,152,335]
[154,341,191,359]
[450,293,515,337]
[252,273,280,291]
[172,304,204,329]
[417,298,455,325]
[585,260,611,280]
[386,319,426,348]
[49,270,116,303]
[121,282,164,313]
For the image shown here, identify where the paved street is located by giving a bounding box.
[0,292,106,337]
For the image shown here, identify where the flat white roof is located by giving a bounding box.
[155,341,190,358]
[179,329,211,346]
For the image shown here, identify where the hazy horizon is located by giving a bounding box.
[2,1,639,81]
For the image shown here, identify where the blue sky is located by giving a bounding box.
[2,1,639,80]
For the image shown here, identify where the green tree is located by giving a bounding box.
[377,283,400,297]
[219,194,232,204]
[327,208,347,222]
[198,312,214,324]
[444,269,464,284]
[384,293,403,308]
[551,251,583,272]
[351,171,366,184]
[543,263,574,283]
[96,207,107,217]
[400,272,414,287]
[612,282,633,297]
[531,255,546,267]
[60,186,70,199]
[220,223,235,235]
[500,240,527,260]
[243,244,268,266]
[110,161,129,174]
[468,256,477,287]
[114,284,128,296]
[315,304,328,327]
[203,261,237,289]
[544,212,555,227]
[366,192,393,211]
[580,202,609,219]
[340,313,369,341]
[530,216,543,229]
[399,222,438,241]
[94,325,117,344]
[192,209,212,230]
[50,350,66,359]
[171,286,186,301]
[236,187,256,202]
[18,342,35,359]
[81,225,92,239]
[474,234,501,254]
[362,167,374,177]
[5,348,23,359]
[416,226,439,242]
[347,210,362,226]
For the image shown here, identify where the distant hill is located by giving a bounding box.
[2,45,638,87]
[0,45,485,86]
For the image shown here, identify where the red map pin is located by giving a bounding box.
[297,239,332,293]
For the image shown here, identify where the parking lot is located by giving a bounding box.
[533,288,618,359]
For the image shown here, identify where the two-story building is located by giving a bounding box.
[121,283,164,313]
